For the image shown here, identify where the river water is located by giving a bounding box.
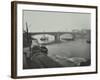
[45,39,90,67]
[47,39,90,58]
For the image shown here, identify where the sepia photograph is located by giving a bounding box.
[11,1,97,78]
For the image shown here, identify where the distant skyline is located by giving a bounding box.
[23,10,91,32]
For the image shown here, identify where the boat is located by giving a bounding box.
[40,34,49,41]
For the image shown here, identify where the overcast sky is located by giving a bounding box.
[23,10,90,32]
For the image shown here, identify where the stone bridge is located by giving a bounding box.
[29,32,75,42]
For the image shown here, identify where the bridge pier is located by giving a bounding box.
[54,33,61,42]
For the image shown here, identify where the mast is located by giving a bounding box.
[26,22,29,38]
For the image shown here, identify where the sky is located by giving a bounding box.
[23,10,91,32]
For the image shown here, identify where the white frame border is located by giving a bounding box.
[16,3,97,77]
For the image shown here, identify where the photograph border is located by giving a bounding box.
[11,1,98,79]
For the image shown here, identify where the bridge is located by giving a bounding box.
[28,32,75,42]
